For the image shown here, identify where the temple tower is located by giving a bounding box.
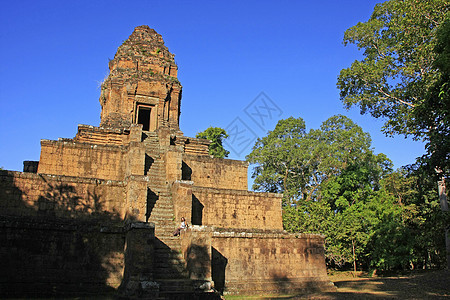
[99,25,182,132]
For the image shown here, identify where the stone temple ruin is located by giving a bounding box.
[0,26,333,298]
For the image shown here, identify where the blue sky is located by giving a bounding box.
[0,0,425,175]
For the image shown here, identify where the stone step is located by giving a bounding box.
[154,269,189,280]
[155,243,181,250]
[149,212,175,218]
[149,204,174,211]
[150,221,175,227]
[149,219,175,226]
[155,232,178,239]
[147,177,165,182]
[144,140,159,143]
[148,204,173,211]
[147,187,170,193]
[148,167,164,172]
[153,221,176,227]
[155,231,179,237]
[151,223,176,230]
[155,240,181,247]
[155,236,180,243]
[149,200,174,207]
[148,208,175,214]
[146,192,172,199]
[150,202,172,208]
[154,258,185,268]
[154,246,182,255]
[147,178,166,182]
[156,243,181,250]
[150,201,174,208]
[154,225,178,232]
[153,223,176,229]
[153,199,173,205]
[148,215,174,222]
[157,279,195,292]
[157,235,181,242]
[147,169,165,174]
[149,207,174,213]
[156,237,181,245]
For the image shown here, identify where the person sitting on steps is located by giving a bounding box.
[173,217,188,236]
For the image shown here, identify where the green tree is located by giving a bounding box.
[380,166,449,270]
[248,115,399,271]
[337,0,449,137]
[245,117,307,199]
[414,18,450,177]
[196,127,230,158]
[247,115,390,202]
[338,0,450,268]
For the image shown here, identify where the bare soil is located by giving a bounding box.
[313,269,450,299]
[225,269,450,299]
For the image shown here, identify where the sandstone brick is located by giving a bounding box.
[0,25,332,298]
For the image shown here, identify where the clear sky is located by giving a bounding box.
[0,0,425,175]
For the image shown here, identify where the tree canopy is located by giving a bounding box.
[414,18,450,177]
[335,0,450,271]
[337,0,449,137]
[196,127,230,158]
[247,115,447,271]
[246,115,391,203]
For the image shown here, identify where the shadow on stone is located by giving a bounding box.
[270,272,292,295]
[212,247,228,294]
[186,243,211,280]
[0,171,125,298]
[146,188,159,222]
[144,153,154,175]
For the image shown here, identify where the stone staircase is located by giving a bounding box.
[142,132,194,297]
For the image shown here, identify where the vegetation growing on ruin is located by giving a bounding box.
[196,127,230,158]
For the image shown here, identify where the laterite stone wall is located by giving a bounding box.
[191,186,283,230]
[0,170,127,221]
[0,171,128,297]
[211,230,333,295]
[38,140,127,181]
[183,155,248,191]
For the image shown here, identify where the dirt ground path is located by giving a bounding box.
[224,270,450,300]
[303,269,450,299]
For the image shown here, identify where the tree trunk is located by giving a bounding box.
[437,177,449,269]
[352,239,357,276]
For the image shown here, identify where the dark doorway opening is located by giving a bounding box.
[137,106,151,131]
[182,161,192,181]
[192,194,204,225]
[212,247,228,294]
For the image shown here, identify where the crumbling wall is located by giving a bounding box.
[38,140,128,181]
[0,218,125,297]
[74,125,131,146]
[182,138,210,156]
[191,186,283,230]
[183,155,248,190]
[38,138,145,181]
[0,170,127,220]
[211,229,333,295]
[0,170,128,297]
